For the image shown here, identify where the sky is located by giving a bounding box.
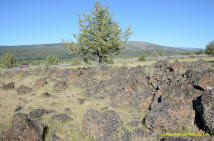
[0,0,213,48]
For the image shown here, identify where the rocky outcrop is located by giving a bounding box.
[188,69,214,91]
[17,85,32,94]
[193,90,214,135]
[35,78,47,87]
[1,113,48,141]
[83,110,122,140]
[142,61,202,133]
[2,60,214,140]
[3,82,15,90]
[143,84,199,133]
[54,81,68,89]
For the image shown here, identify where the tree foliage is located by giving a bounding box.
[194,50,204,55]
[63,1,132,64]
[2,52,17,68]
[45,55,59,67]
[138,53,146,61]
[205,41,214,55]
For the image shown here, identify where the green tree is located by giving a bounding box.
[194,50,204,55]
[205,41,214,55]
[2,52,17,68]
[139,53,146,61]
[45,55,59,67]
[63,1,132,64]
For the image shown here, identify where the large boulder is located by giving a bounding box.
[83,110,122,140]
[17,85,32,94]
[35,78,47,87]
[188,69,214,91]
[193,91,214,135]
[3,82,15,90]
[1,113,48,141]
[143,83,200,133]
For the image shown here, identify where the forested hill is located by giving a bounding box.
[0,41,193,60]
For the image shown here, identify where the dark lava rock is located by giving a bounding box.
[120,129,131,141]
[51,114,72,122]
[14,105,22,112]
[64,107,71,115]
[143,83,199,133]
[29,109,50,119]
[54,81,68,89]
[51,130,64,141]
[168,60,186,73]
[1,113,48,141]
[193,91,214,135]
[110,86,153,108]
[35,78,47,87]
[83,110,122,140]
[17,85,32,94]
[3,82,15,90]
[78,98,85,104]
[188,69,214,91]
[41,92,52,98]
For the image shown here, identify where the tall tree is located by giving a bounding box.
[63,1,132,64]
[205,41,214,55]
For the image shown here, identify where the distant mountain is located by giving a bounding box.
[119,41,190,57]
[0,41,196,60]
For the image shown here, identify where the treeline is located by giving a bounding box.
[0,44,74,60]
[138,42,214,62]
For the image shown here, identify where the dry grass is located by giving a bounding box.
[49,56,214,69]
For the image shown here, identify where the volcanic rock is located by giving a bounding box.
[1,113,48,141]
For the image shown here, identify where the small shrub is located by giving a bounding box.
[45,55,59,67]
[2,52,17,68]
[139,53,146,61]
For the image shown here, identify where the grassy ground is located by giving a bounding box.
[0,68,148,140]
[56,56,214,69]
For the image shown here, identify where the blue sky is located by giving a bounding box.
[0,0,213,48]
